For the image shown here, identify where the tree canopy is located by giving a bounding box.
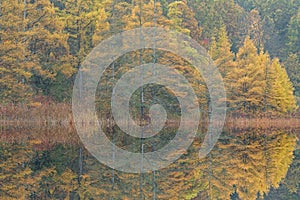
[0,0,299,114]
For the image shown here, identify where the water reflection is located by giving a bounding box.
[0,125,299,199]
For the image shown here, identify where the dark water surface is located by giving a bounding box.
[0,124,299,200]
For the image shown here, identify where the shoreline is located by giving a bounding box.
[1,118,299,129]
[1,103,300,129]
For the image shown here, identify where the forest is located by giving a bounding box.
[0,0,299,116]
[1,1,300,199]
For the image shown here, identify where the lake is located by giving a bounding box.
[0,123,299,200]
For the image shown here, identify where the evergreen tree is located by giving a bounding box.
[284,53,300,97]
[286,9,300,56]
[247,9,264,50]
[167,1,202,41]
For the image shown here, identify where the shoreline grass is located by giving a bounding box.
[1,103,300,129]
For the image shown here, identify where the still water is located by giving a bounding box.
[0,124,299,200]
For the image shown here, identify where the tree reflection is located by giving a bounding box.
[0,126,298,199]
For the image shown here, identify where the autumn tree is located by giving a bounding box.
[265,58,297,113]
[209,25,235,77]
[0,0,36,103]
[226,36,265,113]
[24,0,75,101]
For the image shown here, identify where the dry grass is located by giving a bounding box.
[0,124,80,149]
[0,104,299,149]
[0,103,72,126]
[225,116,300,130]
[0,103,299,130]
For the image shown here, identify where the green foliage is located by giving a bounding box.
[167,1,202,40]
[284,53,300,97]
[287,8,300,55]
